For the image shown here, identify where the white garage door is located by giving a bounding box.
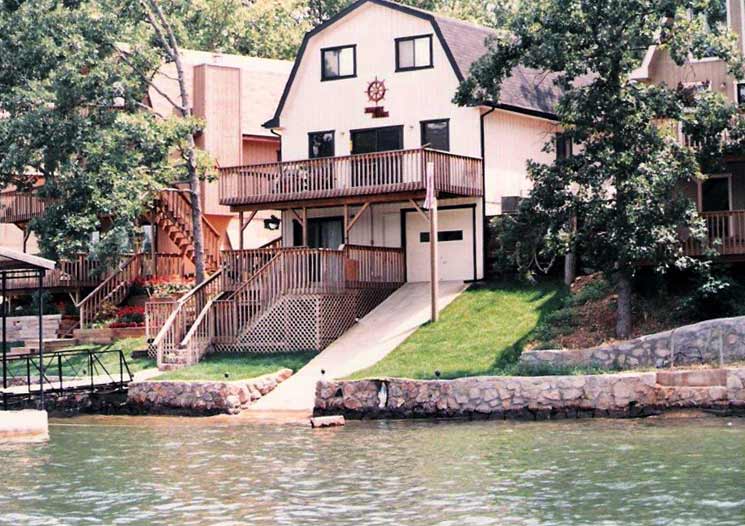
[406,208,474,282]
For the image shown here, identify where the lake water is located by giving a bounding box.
[2,415,745,525]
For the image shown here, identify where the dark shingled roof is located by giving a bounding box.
[428,12,564,115]
[264,0,566,128]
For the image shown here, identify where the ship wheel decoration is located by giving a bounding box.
[364,77,389,118]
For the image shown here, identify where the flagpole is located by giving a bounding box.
[424,159,439,323]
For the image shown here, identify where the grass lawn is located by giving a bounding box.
[153,351,316,381]
[348,280,566,380]
[1,337,155,381]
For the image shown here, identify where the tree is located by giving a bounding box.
[134,0,209,283]
[455,0,744,339]
[307,0,502,27]
[157,0,311,60]
[0,0,192,268]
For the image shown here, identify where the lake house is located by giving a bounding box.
[220,0,562,282]
[152,0,566,370]
[633,0,745,259]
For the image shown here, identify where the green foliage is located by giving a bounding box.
[486,201,558,282]
[455,0,745,336]
[0,0,193,265]
[155,351,315,381]
[674,268,745,321]
[348,281,566,380]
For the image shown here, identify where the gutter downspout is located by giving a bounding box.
[480,106,496,281]
[270,129,282,162]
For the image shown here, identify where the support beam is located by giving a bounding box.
[239,211,244,251]
[302,207,308,247]
[343,204,349,244]
[37,270,44,411]
[408,199,429,223]
[346,202,370,235]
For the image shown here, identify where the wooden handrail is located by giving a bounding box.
[157,189,222,267]
[152,269,223,367]
[683,209,745,257]
[77,253,144,328]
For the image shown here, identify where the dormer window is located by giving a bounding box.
[395,34,433,71]
[321,45,356,81]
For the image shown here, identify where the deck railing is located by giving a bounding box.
[0,191,46,224]
[4,254,101,291]
[211,246,404,347]
[151,270,223,366]
[77,253,144,328]
[683,210,745,256]
[219,148,483,206]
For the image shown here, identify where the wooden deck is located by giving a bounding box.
[683,210,745,258]
[150,245,406,369]
[218,148,483,209]
[0,191,45,224]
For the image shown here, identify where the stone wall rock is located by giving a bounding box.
[315,368,745,420]
[127,368,293,416]
[520,316,745,371]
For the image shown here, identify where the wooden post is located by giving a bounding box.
[302,207,308,247]
[239,211,244,251]
[430,196,439,323]
[343,204,349,245]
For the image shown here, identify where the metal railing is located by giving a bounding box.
[1,348,133,410]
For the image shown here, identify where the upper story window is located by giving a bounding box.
[421,119,450,151]
[737,83,745,105]
[321,45,356,81]
[309,131,335,158]
[395,34,433,71]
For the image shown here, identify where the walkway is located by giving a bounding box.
[249,281,468,413]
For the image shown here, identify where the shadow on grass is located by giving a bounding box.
[432,279,568,380]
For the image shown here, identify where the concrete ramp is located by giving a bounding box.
[249,281,467,413]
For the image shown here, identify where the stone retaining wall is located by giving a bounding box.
[520,316,745,371]
[127,368,292,416]
[314,368,745,420]
[4,315,62,341]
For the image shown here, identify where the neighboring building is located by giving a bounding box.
[0,50,291,328]
[631,0,745,259]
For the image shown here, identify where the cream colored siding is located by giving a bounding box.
[278,2,482,161]
[280,197,484,280]
[483,110,557,216]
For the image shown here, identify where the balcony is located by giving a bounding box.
[0,191,45,224]
[218,148,483,208]
[683,210,745,257]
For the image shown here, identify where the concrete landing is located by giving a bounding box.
[0,410,48,442]
[249,281,468,413]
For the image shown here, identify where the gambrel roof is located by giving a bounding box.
[263,0,564,128]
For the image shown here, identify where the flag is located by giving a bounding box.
[423,161,435,210]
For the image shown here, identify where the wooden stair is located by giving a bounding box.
[76,253,144,329]
[154,189,221,272]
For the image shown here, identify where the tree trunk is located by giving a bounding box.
[143,0,206,283]
[615,272,632,340]
[186,139,206,284]
[564,252,576,286]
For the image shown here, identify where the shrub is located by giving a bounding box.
[115,305,145,324]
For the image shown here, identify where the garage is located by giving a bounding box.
[404,206,476,282]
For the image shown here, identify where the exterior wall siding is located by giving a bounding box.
[278,2,482,161]
[483,110,557,216]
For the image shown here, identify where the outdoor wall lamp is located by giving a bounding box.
[264,215,281,231]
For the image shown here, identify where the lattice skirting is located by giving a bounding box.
[211,287,398,354]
